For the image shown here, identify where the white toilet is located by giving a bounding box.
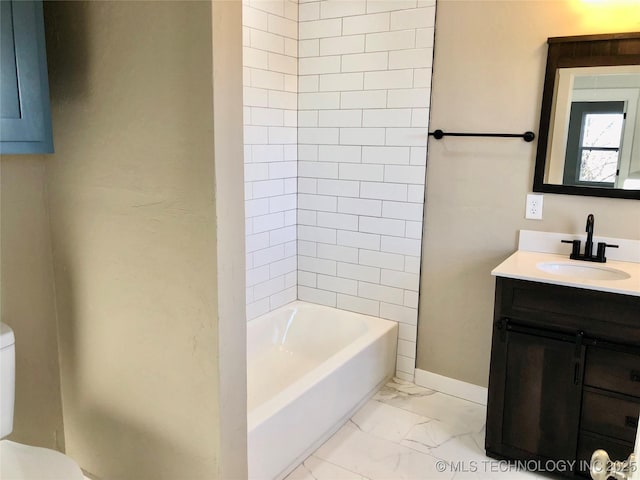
[1,322,85,480]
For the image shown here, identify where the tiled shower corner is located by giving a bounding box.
[243,0,436,380]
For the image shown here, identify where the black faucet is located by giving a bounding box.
[561,214,618,263]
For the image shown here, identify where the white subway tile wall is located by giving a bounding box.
[244,0,299,320]
[297,0,435,381]
[243,0,435,380]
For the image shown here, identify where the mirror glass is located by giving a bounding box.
[545,65,640,190]
[533,33,640,199]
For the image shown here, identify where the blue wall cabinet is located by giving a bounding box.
[1,0,53,154]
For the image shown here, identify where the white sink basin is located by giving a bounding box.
[536,262,631,281]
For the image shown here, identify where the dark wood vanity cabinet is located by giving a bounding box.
[486,277,640,477]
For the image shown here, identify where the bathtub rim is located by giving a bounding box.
[246,300,398,431]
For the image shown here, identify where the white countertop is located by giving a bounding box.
[492,250,640,297]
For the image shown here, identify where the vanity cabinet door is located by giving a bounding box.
[486,323,584,465]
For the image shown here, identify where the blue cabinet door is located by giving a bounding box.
[0,0,53,154]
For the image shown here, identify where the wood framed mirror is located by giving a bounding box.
[533,32,640,199]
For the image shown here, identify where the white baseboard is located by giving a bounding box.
[414,369,488,406]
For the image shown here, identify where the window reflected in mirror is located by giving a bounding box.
[566,102,624,187]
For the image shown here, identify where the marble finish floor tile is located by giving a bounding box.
[285,378,549,480]
[314,421,454,480]
[351,400,428,444]
[374,378,486,436]
[287,455,369,480]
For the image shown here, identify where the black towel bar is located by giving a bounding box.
[429,129,536,142]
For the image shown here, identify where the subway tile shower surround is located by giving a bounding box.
[296,0,435,380]
[244,0,299,320]
[243,0,435,380]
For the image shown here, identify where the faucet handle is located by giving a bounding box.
[595,242,619,263]
[561,239,581,258]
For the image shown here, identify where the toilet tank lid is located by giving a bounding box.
[0,323,15,349]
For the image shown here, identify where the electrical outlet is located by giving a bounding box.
[525,194,544,220]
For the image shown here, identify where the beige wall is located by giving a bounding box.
[39,1,245,478]
[0,156,65,450]
[417,1,640,387]
[211,0,248,477]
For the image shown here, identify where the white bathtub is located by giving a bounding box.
[247,301,398,480]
